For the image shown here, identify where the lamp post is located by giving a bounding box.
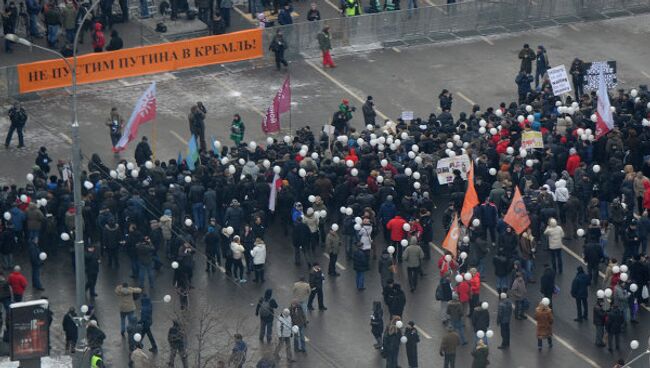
[5,4,100,366]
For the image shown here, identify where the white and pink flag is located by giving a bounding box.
[262,76,291,134]
[594,70,614,140]
[114,82,157,152]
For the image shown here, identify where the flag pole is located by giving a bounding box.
[288,73,292,135]
[152,118,157,160]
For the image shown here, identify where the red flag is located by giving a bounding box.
[442,214,460,257]
[594,67,614,140]
[460,162,479,227]
[504,186,531,234]
[114,82,157,152]
[262,76,291,134]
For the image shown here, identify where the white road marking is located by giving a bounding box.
[392,47,401,53]
[305,336,310,342]
[568,24,580,32]
[455,91,476,106]
[479,36,494,46]
[218,265,226,273]
[59,132,73,144]
[431,243,600,368]
[324,0,341,11]
[170,130,188,144]
[642,71,650,79]
[305,59,389,120]
[322,253,347,270]
[232,6,253,23]
[414,325,432,339]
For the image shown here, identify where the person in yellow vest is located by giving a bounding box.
[343,0,361,16]
[90,349,104,367]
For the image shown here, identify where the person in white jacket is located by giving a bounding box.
[275,309,295,363]
[251,239,267,283]
[554,179,569,224]
[231,236,246,283]
[543,218,564,274]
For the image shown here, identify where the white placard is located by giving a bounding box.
[547,65,572,96]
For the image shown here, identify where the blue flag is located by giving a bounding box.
[187,134,199,171]
[177,151,183,166]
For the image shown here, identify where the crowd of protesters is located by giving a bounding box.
[2,49,650,366]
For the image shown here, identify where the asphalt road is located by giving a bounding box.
[1,12,650,368]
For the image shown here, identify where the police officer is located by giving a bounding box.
[90,349,104,367]
[5,102,27,149]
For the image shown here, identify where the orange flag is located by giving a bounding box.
[442,213,460,257]
[504,186,531,234]
[460,162,479,227]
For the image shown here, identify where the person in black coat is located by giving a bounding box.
[84,245,100,297]
[204,225,220,272]
[570,266,590,321]
[62,307,78,354]
[387,283,406,317]
[405,321,420,368]
[439,89,453,111]
[134,136,153,167]
[211,13,226,35]
[105,30,123,51]
[583,241,603,285]
[307,263,327,310]
[539,264,555,308]
[352,246,369,290]
[35,146,51,174]
[269,30,288,71]
[515,71,534,105]
[605,304,624,352]
[293,217,311,266]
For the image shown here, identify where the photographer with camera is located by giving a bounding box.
[338,99,356,135]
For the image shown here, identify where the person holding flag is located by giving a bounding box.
[106,107,124,152]
[594,67,615,140]
[113,82,157,153]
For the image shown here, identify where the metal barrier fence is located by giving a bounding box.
[262,0,650,59]
[2,0,649,98]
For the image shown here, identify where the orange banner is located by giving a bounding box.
[504,186,531,234]
[17,29,263,93]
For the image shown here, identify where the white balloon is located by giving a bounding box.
[592,165,601,173]
[228,165,236,175]
[117,163,126,172]
[133,333,142,342]
[403,223,411,232]
[620,273,628,282]
[591,114,598,122]
[20,194,28,203]
[455,274,463,283]
[610,106,616,113]
[387,246,395,254]
[525,105,533,112]
[486,330,494,338]
[527,114,535,122]
[266,137,274,145]
[249,141,257,150]
[630,283,638,292]
[145,161,154,169]
[400,336,408,344]
[412,172,421,180]
[517,115,525,123]
[171,261,179,269]
[283,135,292,144]
[489,128,498,135]
[577,229,585,237]
[26,173,34,182]
[479,127,486,134]
[448,151,456,158]
[411,144,419,153]
[506,147,514,155]
[299,169,307,178]
[447,142,454,149]
[620,265,628,273]
[346,160,354,168]
[3,212,11,220]
[476,330,485,339]
[292,325,300,334]
[331,223,339,231]
[596,289,605,299]
[263,160,271,169]
[479,119,487,127]
[444,254,452,262]
[495,109,503,117]
[226,226,234,235]
[39,252,47,261]
[184,176,192,183]
[612,265,620,274]
[414,156,423,165]
[541,297,550,306]
[472,219,480,227]
[381,159,388,167]
[345,208,353,216]
[61,232,70,241]
[526,159,533,168]
[405,168,413,176]
[80,305,89,314]
[453,134,461,142]
[110,170,118,178]
[355,217,363,225]
[464,272,472,281]
[376,176,384,183]
[311,152,319,160]
[585,128,592,136]
[630,340,639,350]
[462,236,470,243]
[131,170,139,178]
[163,295,172,303]
[239,158,247,165]
[489,168,497,176]
[333,157,341,164]
[396,321,403,329]
[273,166,281,174]
[414,182,421,189]
[401,239,409,247]
[308,195,316,203]
[126,162,135,170]
[604,288,613,298]
[299,150,307,158]
[351,168,359,177]
[520,149,527,158]
[220,157,229,165]
[185,219,193,227]
[214,140,222,149]
[408,151,416,159]
[481,302,489,310]
[460,252,468,260]
[84,181,94,189]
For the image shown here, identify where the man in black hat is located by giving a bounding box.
[362,96,376,126]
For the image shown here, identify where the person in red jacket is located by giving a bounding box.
[92,22,105,52]
[437,252,458,278]
[455,277,471,316]
[386,215,407,261]
[8,265,27,302]
[565,148,581,177]
[468,268,481,317]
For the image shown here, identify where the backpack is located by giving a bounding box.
[259,299,272,319]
